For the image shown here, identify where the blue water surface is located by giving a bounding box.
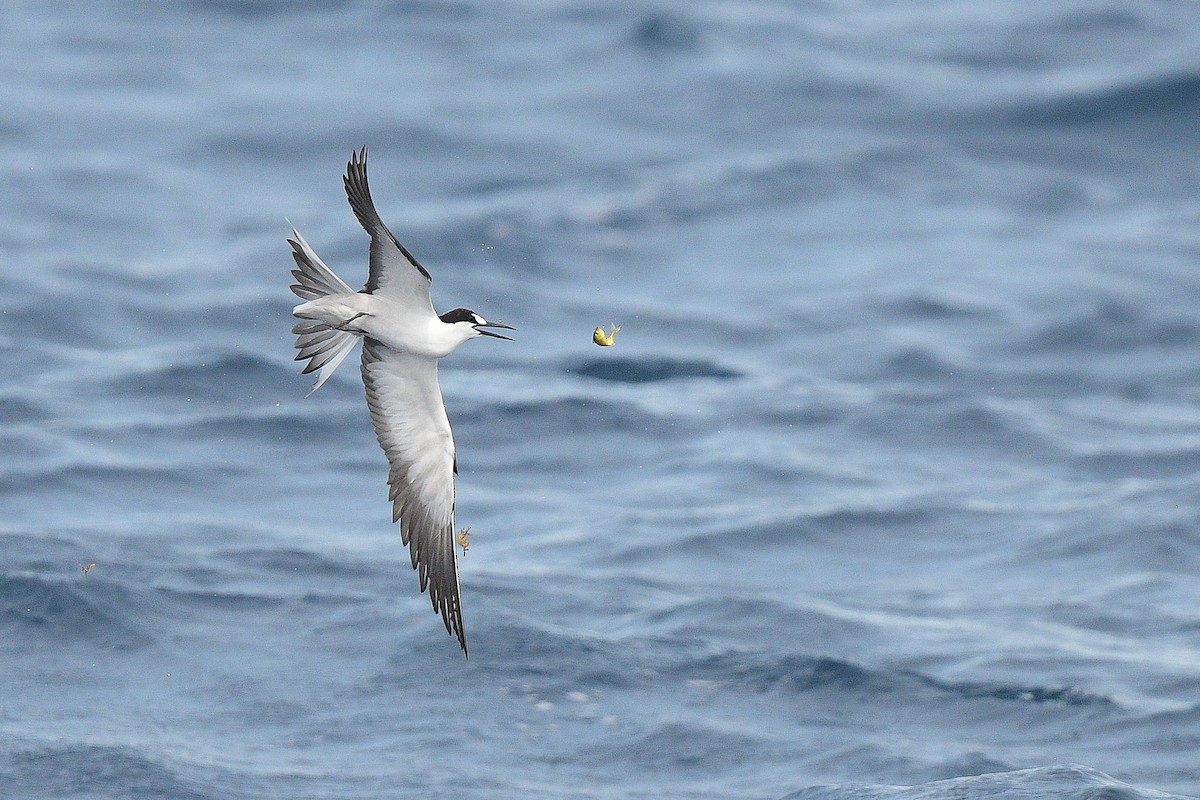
[3,2,1200,798]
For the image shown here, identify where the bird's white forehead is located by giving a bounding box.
[472,313,485,326]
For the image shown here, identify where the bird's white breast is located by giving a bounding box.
[359,295,467,359]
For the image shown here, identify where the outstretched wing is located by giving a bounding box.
[360,338,466,655]
[344,147,437,316]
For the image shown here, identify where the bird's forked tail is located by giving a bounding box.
[287,227,360,395]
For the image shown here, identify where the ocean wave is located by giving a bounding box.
[114,351,301,405]
[176,408,359,442]
[1009,71,1200,129]
[1030,520,1200,576]
[53,401,363,449]
[2,741,218,800]
[1074,447,1200,480]
[640,596,878,651]
[583,720,768,772]
[191,121,465,167]
[1098,704,1200,753]
[185,0,354,20]
[780,764,1185,800]
[681,652,895,696]
[0,532,88,571]
[0,428,57,463]
[212,546,374,580]
[593,153,835,229]
[0,573,153,651]
[0,463,249,499]
[567,355,741,383]
[448,613,634,689]
[1018,298,1199,355]
[668,649,1118,714]
[854,395,1060,456]
[0,395,50,425]
[873,291,1005,322]
[629,12,702,53]
[152,585,287,612]
[912,673,1116,709]
[458,396,673,442]
[656,505,936,557]
[876,346,969,383]
[801,744,1017,788]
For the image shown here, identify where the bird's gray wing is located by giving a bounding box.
[344,148,437,317]
[360,338,466,655]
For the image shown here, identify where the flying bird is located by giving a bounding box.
[288,148,514,656]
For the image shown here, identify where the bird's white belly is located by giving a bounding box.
[359,297,455,358]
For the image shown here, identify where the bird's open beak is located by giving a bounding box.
[475,321,516,341]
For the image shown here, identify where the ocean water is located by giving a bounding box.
[3,1,1200,798]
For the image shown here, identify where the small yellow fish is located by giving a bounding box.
[593,324,621,346]
[457,526,471,556]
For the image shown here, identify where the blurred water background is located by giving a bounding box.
[3,2,1200,798]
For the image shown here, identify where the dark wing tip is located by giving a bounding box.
[344,146,380,237]
[426,541,467,656]
[421,534,467,656]
[346,145,367,178]
[341,148,433,285]
[445,595,467,657]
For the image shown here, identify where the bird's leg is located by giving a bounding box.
[457,526,471,555]
[334,312,369,332]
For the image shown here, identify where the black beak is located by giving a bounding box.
[475,321,516,341]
